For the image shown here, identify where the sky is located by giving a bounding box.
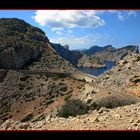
[0,10,140,50]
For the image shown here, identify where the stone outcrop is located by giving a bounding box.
[0,18,49,69]
[81,45,113,55]
[95,45,139,62]
[50,42,82,65]
[77,55,106,68]
[97,53,140,97]
[81,45,139,62]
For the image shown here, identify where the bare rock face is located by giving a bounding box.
[0,18,49,69]
[0,45,43,69]
[77,55,105,68]
[95,45,139,62]
[98,53,140,97]
[81,45,139,62]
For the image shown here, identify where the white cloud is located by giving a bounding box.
[33,10,105,29]
[108,10,118,14]
[118,13,125,21]
[50,34,110,50]
[68,30,72,34]
[128,10,137,17]
[108,10,137,21]
[56,31,62,35]
[51,27,64,32]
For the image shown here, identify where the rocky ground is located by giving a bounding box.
[98,53,140,97]
[0,102,140,130]
[0,53,140,130]
[0,69,85,125]
[28,43,78,73]
[0,18,140,131]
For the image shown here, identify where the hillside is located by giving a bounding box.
[81,45,139,62]
[50,43,82,66]
[81,45,113,55]
[77,55,105,68]
[98,53,140,97]
[0,18,49,69]
[0,52,140,129]
[0,18,80,124]
[1,102,140,130]
[0,18,140,130]
[95,45,139,61]
[50,44,139,68]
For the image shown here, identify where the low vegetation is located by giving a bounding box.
[20,75,31,81]
[57,99,88,118]
[64,94,72,101]
[20,113,33,122]
[132,79,140,84]
[136,56,140,61]
[88,94,138,110]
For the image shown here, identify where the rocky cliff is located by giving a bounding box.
[81,45,139,62]
[50,43,82,65]
[77,55,105,68]
[0,18,78,73]
[95,45,139,62]
[0,18,49,69]
[81,45,113,55]
[97,53,140,97]
[0,18,140,130]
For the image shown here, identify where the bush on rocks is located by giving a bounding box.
[57,99,88,118]
[88,94,139,110]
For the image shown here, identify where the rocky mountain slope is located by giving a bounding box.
[1,102,140,130]
[0,18,78,73]
[50,43,139,68]
[95,45,139,62]
[77,55,105,68]
[81,45,113,55]
[0,18,80,125]
[28,43,78,73]
[50,43,82,66]
[97,53,140,97]
[0,52,140,130]
[0,18,49,69]
[0,69,85,125]
[0,18,140,130]
[81,45,139,62]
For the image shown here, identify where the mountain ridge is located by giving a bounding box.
[0,18,140,130]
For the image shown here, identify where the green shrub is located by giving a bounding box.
[58,83,68,92]
[87,99,92,104]
[45,99,54,105]
[91,91,96,94]
[57,99,88,118]
[133,75,138,78]
[77,79,86,82]
[18,83,25,90]
[20,75,31,81]
[118,69,121,71]
[136,56,140,61]
[123,61,128,64]
[132,79,140,84]
[64,94,72,101]
[52,73,66,80]
[26,86,32,90]
[89,94,138,110]
[21,113,33,122]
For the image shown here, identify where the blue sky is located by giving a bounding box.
[0,10,140,50]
